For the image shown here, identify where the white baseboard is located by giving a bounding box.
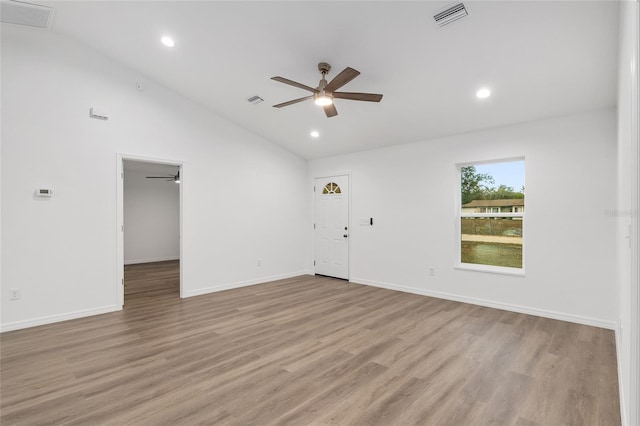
[1,305,121,333]
[1,271,315,332]
[124,256,179,265]
[184,270,313,298]
[615,320,628,426]
[349,277,616,330]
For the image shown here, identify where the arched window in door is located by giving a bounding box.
[322,182,341,194]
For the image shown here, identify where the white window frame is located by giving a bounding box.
[456,158,525,276]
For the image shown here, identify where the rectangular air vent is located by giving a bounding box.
[434,3,467,27]
[1,0,55,29]
[247,95,264,105]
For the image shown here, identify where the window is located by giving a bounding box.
[322,182,341,194]
[458,159,525,273]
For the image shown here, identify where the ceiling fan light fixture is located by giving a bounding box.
[314,93,333,106]
[313,88,333,106]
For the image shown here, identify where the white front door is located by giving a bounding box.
[314,175,349,279]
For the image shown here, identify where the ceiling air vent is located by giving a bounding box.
[434,3,467,27]
[247,95,264,105]
[1,0,55,29]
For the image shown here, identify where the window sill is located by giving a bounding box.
[455,263,525,277]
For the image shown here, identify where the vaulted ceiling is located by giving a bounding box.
[38,1,619,159]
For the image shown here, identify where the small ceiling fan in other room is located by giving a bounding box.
[146,171,180,183]
[271,62,383,117]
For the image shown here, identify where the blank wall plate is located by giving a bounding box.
[10,288,21,300]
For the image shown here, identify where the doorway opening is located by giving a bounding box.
[117,155,183,307]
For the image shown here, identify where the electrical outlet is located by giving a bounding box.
[429,268,435,277]
[10,288,21,300]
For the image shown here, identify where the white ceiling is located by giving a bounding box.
[123,160,179,176]
[39,1,619,160]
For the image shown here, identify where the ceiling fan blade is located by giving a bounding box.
[271,76,317,93]
[324,103,338,118]
[333,92,383,102]
[273,95,314,108]
[146,176,172,179]
[325,67,360,92]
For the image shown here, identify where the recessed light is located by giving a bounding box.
[476,88,491,99]
[310,130,320,138]
[161,36,175,47]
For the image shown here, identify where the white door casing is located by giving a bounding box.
[117,154,184,307]
[314,175,349,279]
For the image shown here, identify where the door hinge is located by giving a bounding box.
[121,171,124,179]
[314,260,316,266]
[313,223,316,229]
[121,225,124,232]
[122,278,124,286]
[313,186,316,192]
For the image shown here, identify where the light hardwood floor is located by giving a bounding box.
[1,261,620,425]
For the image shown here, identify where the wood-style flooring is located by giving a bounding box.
[1,261,621,425]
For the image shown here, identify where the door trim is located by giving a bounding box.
[116,153,184,307]
[313,173,351,280]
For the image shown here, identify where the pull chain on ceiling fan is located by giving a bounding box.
[271,62,383,118]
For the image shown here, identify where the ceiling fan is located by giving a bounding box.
[146,171,180,183]
[271,62,383,118]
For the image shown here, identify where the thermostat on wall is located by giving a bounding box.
[35,188,53,197]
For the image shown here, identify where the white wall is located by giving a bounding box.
[124,168,179,265]
[616,2,639,425]
[309,109,618,328]
[1,26,310,331]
